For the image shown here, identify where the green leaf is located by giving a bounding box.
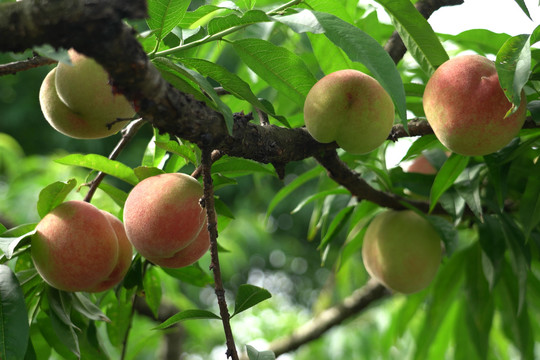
[318,205,354,251]
[0,265,29,360]
[161,264,213,287]
[232,38,318,107]
[426,215,458,255]
[142,129,170,168]
[46,288,80,358]
[246,344,276,360]
[232,284,272,317]
[36,179,77,218]
[463,244,495,359]
[497,261,534,359]
[439,29,511,57]
[477,215,506,290]
[97,182,128,208]
[55,154,138,185]
[106,288,136,347]
[180,58,289,126]
[211,157,275,177]
[519,145,540,239]
[147,0,190,45]
[453,164,484,221]
[499,214,530,314]
[291,188,350,214]
[0,223,36,260]
[311,10,407,123]
[71,293,110,322]
[400,134,439,162]
[155,139,198,165]
[208,10,269,35]
[266,166,324,219]
[413,245,469,360]
[143,266,163,319]
[512,0,532,20]
[374,0,449,76]
[153,57,235,133]
[153,309,221,330]
[495,33,531,115]
[429,153,469,212]
[133,166,166,182]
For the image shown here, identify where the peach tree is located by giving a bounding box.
[0,0,540,359]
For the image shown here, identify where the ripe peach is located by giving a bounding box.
[39,49,134,139]
[88,211,133,292]
[123,173,209,268]
[407,155,437,175]
[31,201,132,292]
[362,210,442,294]
[304,69,395,154]
[423,55,527,156]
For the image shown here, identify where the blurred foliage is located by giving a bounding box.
[1,0,540,359]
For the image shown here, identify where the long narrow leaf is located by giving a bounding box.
[0,265,29,360]
[429,153,469,212]
[55,154,138,185]
[147,0,190,44]
[374,0,449,76]
[153,309,221,330]
[232,38,318,107]
[496,33,531,114]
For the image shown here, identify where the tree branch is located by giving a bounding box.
[239,280,390,359]
[0,54,56,76]
[83,118,145,202]
[201,147,239,360]
[314,150,448,214]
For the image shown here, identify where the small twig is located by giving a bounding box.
[0,55,57,76]
[83,118,145,203]
[201,147,239,360]
[256,108,270,126]
[191,149,224,179]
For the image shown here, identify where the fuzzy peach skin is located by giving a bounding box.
[39,68,110,139]
[407,155,437,175]
[423,55,527,156]
[31,201,121,292]
[304,69,395,154]
[123,173,207,267]
[88,211,133,292]
[39,48,134,139]
[362,210,442,294]
[146,221,210,268]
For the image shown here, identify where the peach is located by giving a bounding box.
[423,55,527,156]
[123,173,209,268]
[362,210,442,294]
[31,201,132,292]
[303,69,395,154]
[39,49,134,139]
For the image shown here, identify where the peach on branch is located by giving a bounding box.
[303,69,395,154]
[123,173,209,268]
[38,49,134,139]
[423,55,527,156]
[362,210,442,294]
[31,201,132,292]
